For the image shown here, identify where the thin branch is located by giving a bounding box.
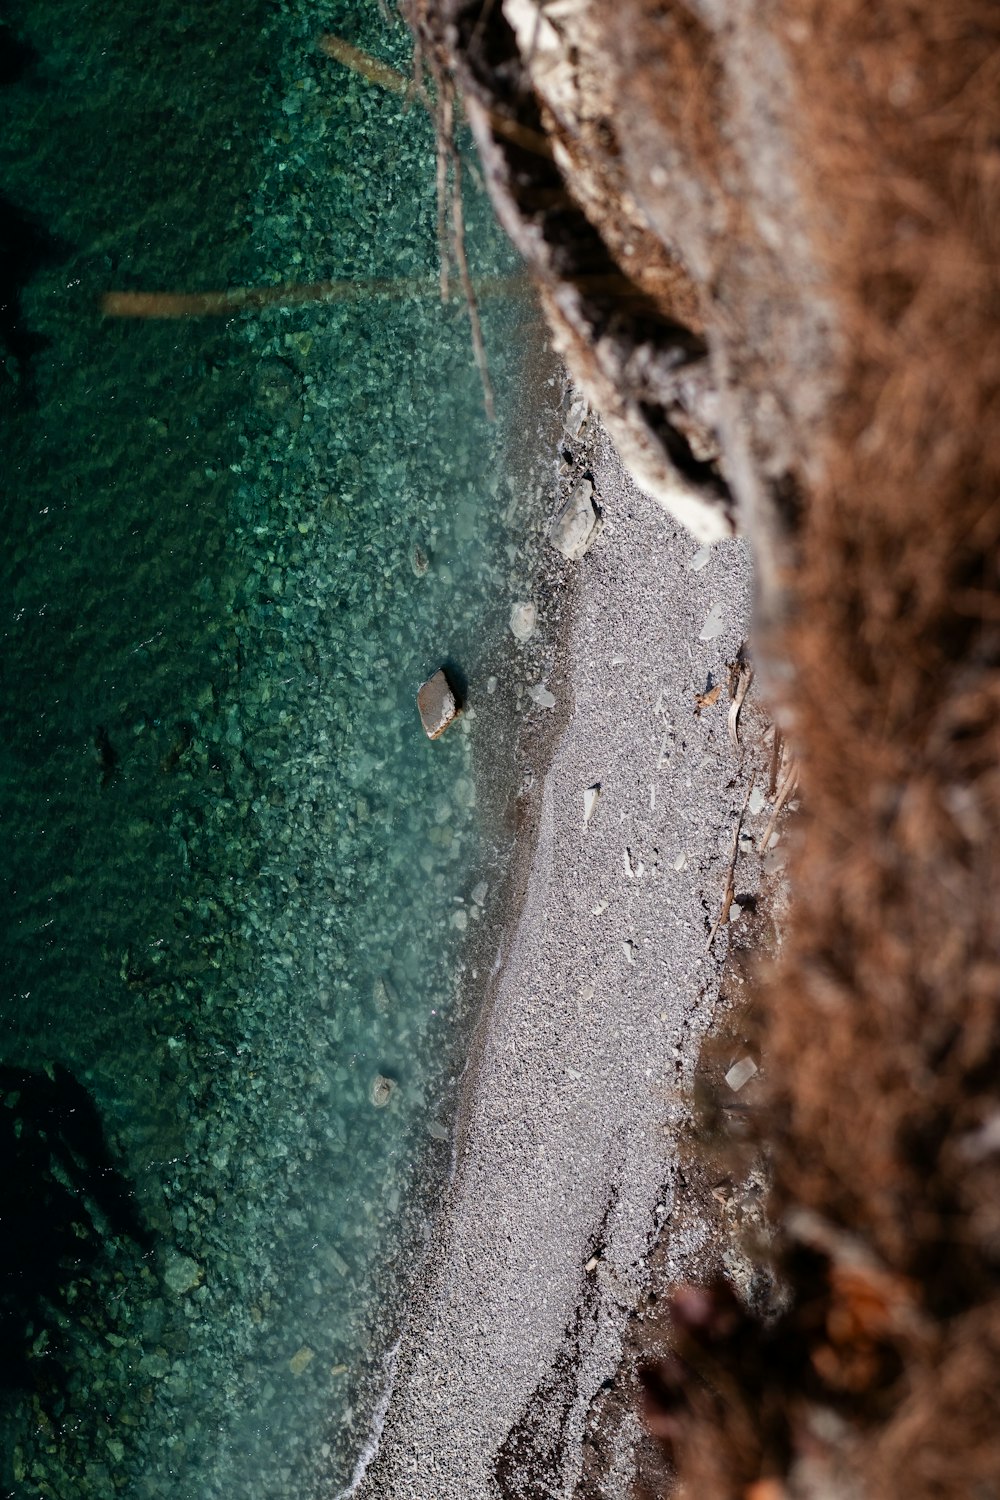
[707,786,752,951]
[101,274,527,319]
[759,760,799,855]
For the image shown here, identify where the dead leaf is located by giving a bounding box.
[695,683,722,715]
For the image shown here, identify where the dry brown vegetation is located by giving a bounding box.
[417,0,1000,1494]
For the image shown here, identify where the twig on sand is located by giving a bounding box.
[759,759,799,855]
[706,786,753,951]
[728,659,754,750]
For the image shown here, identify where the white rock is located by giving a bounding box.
[725,1056,759,1092]
[699,603,726,641]
[471,880,488,906]
[748,786,767,815]
[583,783,601,825]
[688,544,712,572]
[509,601,537,642]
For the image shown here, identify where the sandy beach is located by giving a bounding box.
[356,408,764,1499]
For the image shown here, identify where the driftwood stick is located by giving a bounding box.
[101,274,527,320]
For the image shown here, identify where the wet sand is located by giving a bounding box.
[354,412,761,1499]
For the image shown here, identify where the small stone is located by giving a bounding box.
[725,1056,759,1092]
[748,786,767,815]
[330,1364,348,1378]
[427,1120,449,1141]
[370,1073,397,1108]
[688,545,712,572]
[509,601,537,642]
[583,783,601,825]
[471,880,488,906]
[410,542,430,577]
[486,676,498,695]
[289,1345,315,1377]
[565,395,589,437]
[549,478,603,561]
[528,682,556,709]
[452,908,468,932]
[162,1252,203,1297]
[699,604,726,642]
[417,669,461,740]
[673,851,687,871]
[373,974,398,1015]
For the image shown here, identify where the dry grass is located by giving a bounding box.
[639,3,1000,1496]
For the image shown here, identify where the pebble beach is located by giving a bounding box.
[357,410,766,1499]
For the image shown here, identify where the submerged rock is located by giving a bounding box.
[369,1073,397,1108]
[288,1345,315,1377]
[549,478,603,561]
[162,1251,203,1297]
[417,669,461,740]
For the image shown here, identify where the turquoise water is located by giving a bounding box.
[0,3,554,1495]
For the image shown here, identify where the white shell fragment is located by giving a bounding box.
[725,1057,759,1093]
[748,786,767,816]
[699,603,726,642]
[583,782,601,825]
[688,544,712,572]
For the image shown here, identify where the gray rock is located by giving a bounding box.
[528,683,557,709]
[417,669,461,740]
[549,478,603,561]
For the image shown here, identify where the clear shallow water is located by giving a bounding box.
[0,4,554,1495]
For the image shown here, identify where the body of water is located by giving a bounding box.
[0,3,556,1494]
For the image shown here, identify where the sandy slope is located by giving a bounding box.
[355,417,762,1499]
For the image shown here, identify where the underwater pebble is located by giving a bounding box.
[288,1346,315,1377]
[162,1253,203,1297]
[369,1074,397,1109]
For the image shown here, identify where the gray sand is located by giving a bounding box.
[354,420,758,1499]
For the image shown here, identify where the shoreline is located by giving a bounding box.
[356,408,766,1498]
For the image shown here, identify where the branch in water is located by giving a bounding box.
[101,275,528,319]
